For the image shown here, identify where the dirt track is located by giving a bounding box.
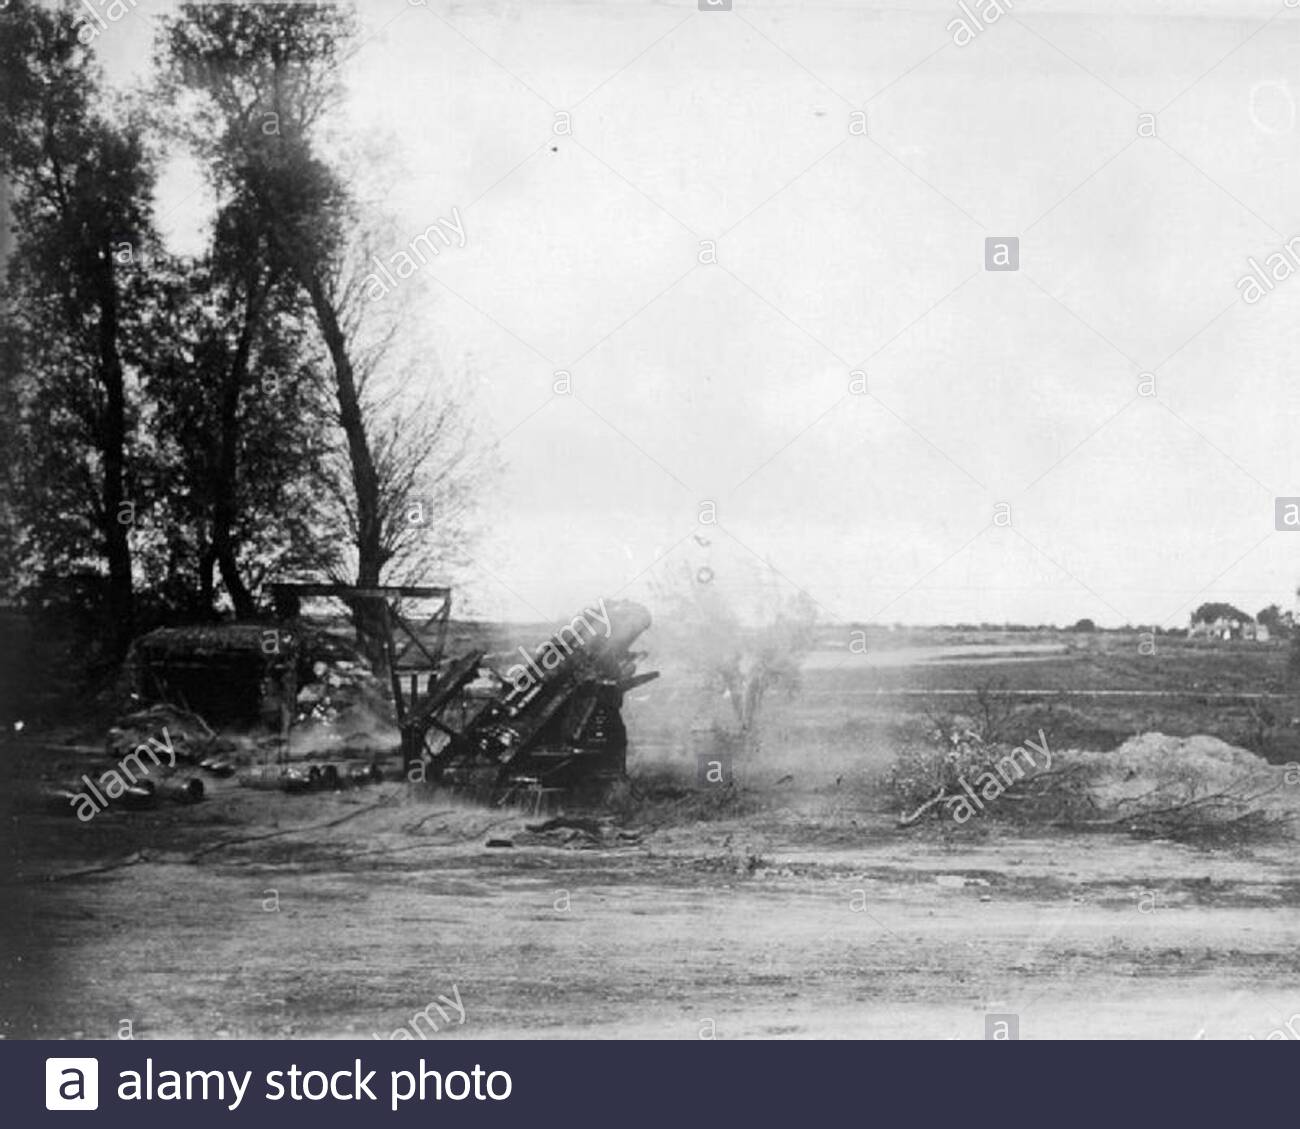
[6,777,1300,1041]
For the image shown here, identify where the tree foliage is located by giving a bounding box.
[0,0,481,683]
[0,0,157,655]
[1256,604,1287,633]
[1191,602,1252,626]
[158,2,480,665]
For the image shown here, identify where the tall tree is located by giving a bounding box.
[1190,602,1251,626]
[142,248,334,619]
[0,0,157,656]
[160,4,478,664]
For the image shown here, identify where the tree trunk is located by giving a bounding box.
[210,279,266,619]
[198,543,217,615]
[295,264,390,670]
[97,249,133,659]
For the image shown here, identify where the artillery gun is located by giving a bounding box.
[404,599,658,798]
[139,585,658,803]
[266,584,657,799]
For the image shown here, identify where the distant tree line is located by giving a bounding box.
[0,2,478,669]
[830,613,1295,636]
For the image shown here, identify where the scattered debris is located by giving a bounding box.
[525,816,605,836]
[291,655,391,730]
[154,777,205,804]
[511,815,643,850]
[80,592,657,821]
[239,762,384,794]
[106,702,224,765]
[896,729,1296,843]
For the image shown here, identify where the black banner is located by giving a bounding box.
[1,1040,1286,1126]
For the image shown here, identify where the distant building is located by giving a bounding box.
[1189,616,1233,640]
[1188,615,1268,641]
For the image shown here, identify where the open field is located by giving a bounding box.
[4,628,1300,1040]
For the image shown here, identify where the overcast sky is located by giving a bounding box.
[92,0,1300,629]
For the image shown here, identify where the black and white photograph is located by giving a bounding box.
[3,0,1300,1047]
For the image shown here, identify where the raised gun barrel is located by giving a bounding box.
[412,599,658,795]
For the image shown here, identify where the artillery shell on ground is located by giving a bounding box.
[157,777,205,803]
[239,765,314,792]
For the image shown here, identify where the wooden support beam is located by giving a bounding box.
[269,583,451,600]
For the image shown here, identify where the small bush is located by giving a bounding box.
[891,726,1296,843]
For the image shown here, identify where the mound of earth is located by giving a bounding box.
[1058,732,1276,804]
[1049,732,1296,839]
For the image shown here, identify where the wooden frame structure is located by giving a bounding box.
[268,583,453,730]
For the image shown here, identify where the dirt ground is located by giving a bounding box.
[4,632,1300,1040]
[5,764,1300,1040]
